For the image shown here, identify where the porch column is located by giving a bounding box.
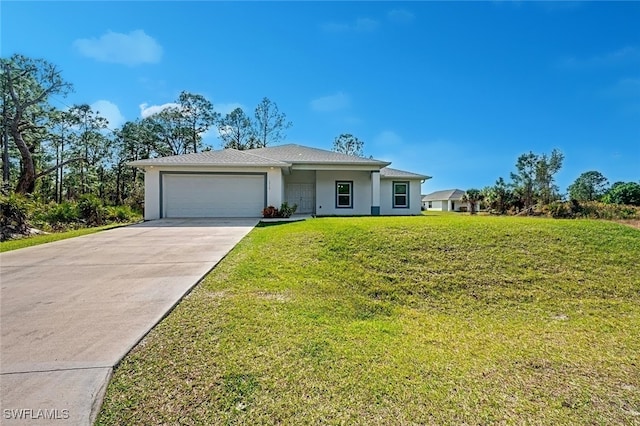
[267,168,282,208]
[371,171,380,215]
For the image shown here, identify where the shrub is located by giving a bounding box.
[1,192,142,237]
[105,205,141,223]
[262,206,279,218]
[540,200,640,220]
[262,203,298,219]
[544,201,574,219]
[279,202,298,218]
[0,193,31,241]
[77,194,105,226]
[124,185,145,211]
[40,202,79,227]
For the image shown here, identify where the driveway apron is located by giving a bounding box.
[0,218,258,425]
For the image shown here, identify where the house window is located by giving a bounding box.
[336,181,353,208]
[428,201,432,208]
[393,181,409,208]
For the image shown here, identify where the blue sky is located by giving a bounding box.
[2,1,639,194]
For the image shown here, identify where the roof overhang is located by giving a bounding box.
[380,174,431,180]
[292,162,390,171]
[127,160,291,168]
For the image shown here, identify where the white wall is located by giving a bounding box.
[141,165,425,219]
[423,200,447,211]
[143,168,160,220]
[380,179,423,215]
[425,200,447,211]
[284,169,315,184]
[371,171,380,212]
[315,170,372,215]
[424,200,470,212]
[266,168,282,208]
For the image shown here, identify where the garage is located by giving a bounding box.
[161,173,266,218]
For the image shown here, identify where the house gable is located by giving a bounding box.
[422,189,467,212]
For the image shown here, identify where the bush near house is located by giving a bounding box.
[261,202,298,219]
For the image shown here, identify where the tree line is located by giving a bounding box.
[1,54,292,207]
[4,54,636,220]
[461,150,640,215]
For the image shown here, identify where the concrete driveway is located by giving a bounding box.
[0,218,258,425]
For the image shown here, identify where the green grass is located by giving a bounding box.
[96,215,640,425]
[0,223,132,252]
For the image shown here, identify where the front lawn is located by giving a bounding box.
[96,215,640,425]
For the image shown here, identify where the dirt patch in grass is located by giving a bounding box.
[615,219,640,230]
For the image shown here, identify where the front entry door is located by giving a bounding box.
[286,183,314,214]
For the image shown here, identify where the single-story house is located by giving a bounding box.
[422,189,468,212]
[129,144,431,220]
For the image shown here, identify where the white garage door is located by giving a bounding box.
[162,174,265,218]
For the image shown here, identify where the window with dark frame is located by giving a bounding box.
[393,181,409,208]
[336,181,353,208]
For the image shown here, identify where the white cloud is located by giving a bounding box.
[310,92,350,112]
[91,100,125,128]
[387,9,415,24]
[374,130,403,147]
[140,100,244,119]
[74,30,163,66]
[321,17,379,33]
[139,102,180,118]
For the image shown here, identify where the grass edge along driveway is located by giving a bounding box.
[0,223,137,252]
[96,215,640,425]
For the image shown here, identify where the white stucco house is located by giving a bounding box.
[422,189,468,212]
[129,144,430,220]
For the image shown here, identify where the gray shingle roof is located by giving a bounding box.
[422,189,466,201]
[380,167,430,180]
[128,149,290,167]
[128,144,430,183]
[246,144,390,166]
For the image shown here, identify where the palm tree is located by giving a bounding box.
[461,188,483,215]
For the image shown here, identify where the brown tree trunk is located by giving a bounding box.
[11,124,36,194]
[59,137,64,203]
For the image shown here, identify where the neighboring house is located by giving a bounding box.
[422,189,468,212]
[129,144,431,220]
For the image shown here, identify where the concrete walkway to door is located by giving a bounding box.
[0,218,258,425]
